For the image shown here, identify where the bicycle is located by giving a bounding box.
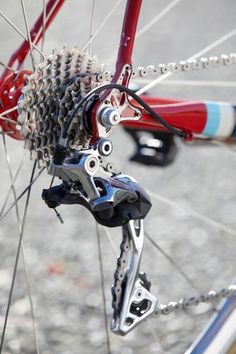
[0,1,236,353]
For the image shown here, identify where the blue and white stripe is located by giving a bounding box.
[202,102,236,138]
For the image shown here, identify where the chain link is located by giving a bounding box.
[154,285,236,317]
[94,52,236,83]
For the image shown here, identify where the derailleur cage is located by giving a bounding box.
[111,219,157,335]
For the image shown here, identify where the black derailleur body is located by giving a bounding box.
[42,175,152,227]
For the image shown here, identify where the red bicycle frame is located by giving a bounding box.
[0,0,235,141]
[113,0,236,141]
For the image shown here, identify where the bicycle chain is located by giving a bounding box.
[155,285,236,317]
[94,52,236,82]
[112,233,236,320]
[112,230,236,322]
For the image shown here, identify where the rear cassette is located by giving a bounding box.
[18,47,103,164]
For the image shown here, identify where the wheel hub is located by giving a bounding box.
[0,70,31,140]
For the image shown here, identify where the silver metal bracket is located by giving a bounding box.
[96,65,142,138]
[50,151,100,201]
[111,219,157,335]
[49,143,118,204]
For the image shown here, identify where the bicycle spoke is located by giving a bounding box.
[33,0,61,48]
[188,28,236,63]
[137,27,236,95]
[0,106,18,119]
[0,60,17,72]
[88,0,96,55]
[41,0,46,52]
[147,189,236,237]
[103,227,118,257]
[96,223,111,354]
[0,166,45,223]
[0,10,44,59]
[1,133,21,236]
[1,136,40,353]
[20,0,35,70]
[0,151,27,217]
[0,106,22,129]
[0,117,19,125]
[0,161,37,353]
[20,249,40,353]
[82,0,122,52]
[145,230,218,313]
[0,130,15,134]
[145,231,199,292]
[137,0,182,39]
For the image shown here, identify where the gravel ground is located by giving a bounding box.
[0,1,236,354]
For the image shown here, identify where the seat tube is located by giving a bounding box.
[113,0,143,83]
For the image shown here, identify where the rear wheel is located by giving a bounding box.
[0,1,236,354]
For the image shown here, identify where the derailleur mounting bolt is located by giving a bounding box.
[100,107,121,127]
[84,155,99,175]
[97,138,113,156]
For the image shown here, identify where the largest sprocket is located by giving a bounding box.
[18,47,103,164]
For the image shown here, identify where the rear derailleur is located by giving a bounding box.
[42,140,157,335]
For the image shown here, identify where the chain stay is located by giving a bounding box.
[155,285,236,317]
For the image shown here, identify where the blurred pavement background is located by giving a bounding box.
[0,1,236,353]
